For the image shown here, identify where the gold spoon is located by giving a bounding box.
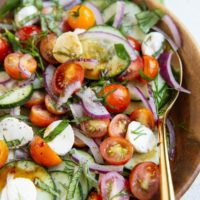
[158,52,183,200]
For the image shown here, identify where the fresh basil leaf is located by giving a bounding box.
[114,44,130,61]
[3,135,22,148]
[0,0,20,17]
[44,120,69,142]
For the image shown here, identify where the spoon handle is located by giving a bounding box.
[158,120,175,200]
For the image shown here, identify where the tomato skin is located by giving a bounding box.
[62,20,73,32]
[87,192,102,200]
[0,37,9,61]
[118,56,144,81]
[100,137,134,165]
[16,26,41,41]
[130,108,155,130]
[141,56,159,81]
[29,105,59,127]
[25,91,45,108]
[40,33,58,64]
[108,114,131,138]
[74,136,87,148]
[80,119,110,139]
[127,36,141,51]
[0,140,9,168]
[68,5,95,29]
[100,84,131,113]
[129,162,160,200]
[30,136,62,167]
[4,53,37,80]
[52,63,84,94]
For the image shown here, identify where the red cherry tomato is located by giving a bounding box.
[16,26,41,41]
[100,84,130,113]
[127,36,141,51]
[118,56,144,81]
[0,37,9,61]
[130,108,155,130]
[80,119,110,139]
[99,172,129,200]
[29,105,59,127]
[129,162,160,200]
[108,114,131,138]
[25,91,45,108]
[52,62,84,94]
[62,20,73,32]
[87,192,102,200]
[100,137,134,165]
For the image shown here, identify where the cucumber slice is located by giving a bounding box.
[79,31,131,80]
[0,160,56,200]
[84,0,117,11]
[123,101,144,115]
[51,171,82,200]
[79,174,89,200]
[76,150,95,163]
[89,25,125,39]
[0,85,33,109]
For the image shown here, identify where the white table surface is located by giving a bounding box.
[165,0,200,199]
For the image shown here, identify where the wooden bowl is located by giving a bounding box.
[134,0,200,199]
[1,0,200,199]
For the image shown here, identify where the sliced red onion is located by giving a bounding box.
[77,88,111,119]
[159,51,190,94]
[63,0,81,10]
[84,2,104,25]
[73,127,104,164]
[18,73,36,87]
[79,31,136,60]
[19,54,33,79]
[113,1,125,28]
[57,81,81,107]
[162,15,182,48]
[166,118,176,160]
[0,72,11,84]
[72,153,124,173]
[43,65,58,100]
[15,148,29,160]
[69,103,85,119]
[147,84,158,121]
[10,106,21,116]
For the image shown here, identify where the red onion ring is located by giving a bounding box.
[69,103,85,119]
[113,1,125,28]
[18,73,36,87]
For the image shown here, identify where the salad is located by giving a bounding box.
[0,0,190,200]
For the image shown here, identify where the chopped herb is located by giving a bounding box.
[114,44,130,61]
[139,69,155,81]
[34,178,59,197]
[3,135,22,148]
[131,124,146,140]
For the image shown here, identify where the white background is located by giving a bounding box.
[165,0,200,199]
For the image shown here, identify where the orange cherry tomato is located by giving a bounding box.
[127,36,141,51]
[4,53,37,80]
[67,5,95,29]
[129,162,160,200]
[87,192,102,200]
[25,91,45,108]
[100,84,131,113]
[40,33,58,64]
[130,108,155,130]
[0,140,9,168]
[108,114,131,138]
[29,105,59,127]
[45,94,67,115]
[0,36,9,61]
[74,136,87,148]
[30,136,62,167]
[52,62,84,94]
[140,55,159,81]
[100,137,134,165]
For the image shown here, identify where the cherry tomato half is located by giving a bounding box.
[52,62,84,94]
[129,162,160,200]
[29,105,59,127]
[100,137,134,165]
[40,33,58,64]
[16,25,41,41]
[108,114,131,138]
[127,36,141,51]
[118,56,144,81]
[25,91,45,108]
[80,119,110,139]
[4,53,37,80]
[100,172,129,200]
[67,5,95,29]
[0,140,9,168]
[140,55,159,81]
[87,192,102,200]
[0,37,9,61]
[100,84,131,113]
[30,136,62,167]
[130,108,155,130]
